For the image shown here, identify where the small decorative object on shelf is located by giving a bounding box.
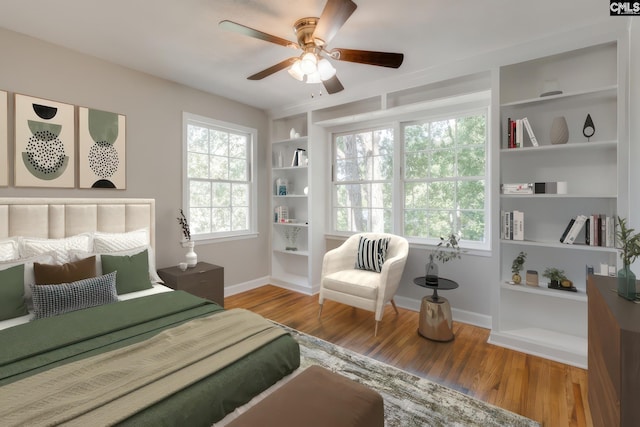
[543,267,576,292]
[526,270,538,287]
[284,226,301,251]
[540,79,562,97]
[550,116,569,145]
[582,113,595,141]
[615,216,640,300]
[289,127,297,139]
[426,233,462,286]
[177,209,197,267]
[511,251,527,284]
[276,177,288,195]
[292,148,306,167]
[274,206,289,223]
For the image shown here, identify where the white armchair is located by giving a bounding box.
[318,233,409,336]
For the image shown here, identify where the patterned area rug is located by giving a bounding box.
[286,327,540,427]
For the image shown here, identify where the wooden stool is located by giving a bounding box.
[227,365,384,427]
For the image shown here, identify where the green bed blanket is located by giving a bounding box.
[0,291,300,426]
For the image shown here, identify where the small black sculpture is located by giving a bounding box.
[583,114,595,141]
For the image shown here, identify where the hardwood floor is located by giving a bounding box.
[225,285,593,427]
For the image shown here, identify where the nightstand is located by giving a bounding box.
[157,262,224,307]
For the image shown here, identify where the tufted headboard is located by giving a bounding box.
[0,198,156,250]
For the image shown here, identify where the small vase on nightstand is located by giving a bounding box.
[185,241,198,267]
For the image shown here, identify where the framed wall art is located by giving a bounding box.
[78,107,126,189]
[0,90,7,187]
[14,94,75,188]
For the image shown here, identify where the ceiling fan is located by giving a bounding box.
[219,0,404,94]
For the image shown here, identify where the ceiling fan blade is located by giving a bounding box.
[312,0,357,46]
[219,20,299,49]
[322,75,344,94]
[247,57,298,80]
[330,48,404,68]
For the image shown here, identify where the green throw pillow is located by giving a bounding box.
[0,264,28,321]
[101,249,153,295]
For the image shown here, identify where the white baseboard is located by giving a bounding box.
[224,276,270,297]
[394,295,492,329]
[225,282,490,329]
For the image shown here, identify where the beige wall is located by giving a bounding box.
[0,28,271,287]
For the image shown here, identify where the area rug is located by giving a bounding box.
[286,326,540,427]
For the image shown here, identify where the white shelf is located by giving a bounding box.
[500,139,616,154]
[273,166,308,171]
[500,85,617,108]
[501,282,587,302]
[273,249,309,257]
[273,222,309,227]
[501,239,617,252]
[273,194,308,198]
[273,136,308,145]
[500,193,616,199]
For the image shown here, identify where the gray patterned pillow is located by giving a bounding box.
[30,272,118,320]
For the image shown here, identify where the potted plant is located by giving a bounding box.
[542,267,572,288]
[425,233,462,286]
[615,216,640,300]
[511,252,526,284]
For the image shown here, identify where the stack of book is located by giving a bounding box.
[501,183,533,194]
[501,210,524,240]
[507,117,538,148]
[560,214,615,246]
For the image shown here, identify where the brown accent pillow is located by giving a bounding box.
[34,256,97,285]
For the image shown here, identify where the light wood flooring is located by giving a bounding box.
[225,285,593,427]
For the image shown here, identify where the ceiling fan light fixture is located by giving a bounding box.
[317,58,336,80]
[305,71,322,84]
[288,60,305,81]
[300,52,318,74]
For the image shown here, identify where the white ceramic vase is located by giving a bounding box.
[550,116,569,145]
[185,241,197,267]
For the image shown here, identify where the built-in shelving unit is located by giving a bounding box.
[489,41,626,368]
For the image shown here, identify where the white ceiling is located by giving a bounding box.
[0,0,611,111]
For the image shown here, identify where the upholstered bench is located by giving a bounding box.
[226,365,384,427]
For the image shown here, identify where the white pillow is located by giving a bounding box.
[0,238,19,262]
[71,245,163,284]
[93,229,149,253]
[19,234,92,264]
[0,253,57,305]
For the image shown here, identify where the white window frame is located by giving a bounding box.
[328,97,491,252]
[182,112,258,243]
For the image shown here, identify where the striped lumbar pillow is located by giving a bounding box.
[355,236,390,273]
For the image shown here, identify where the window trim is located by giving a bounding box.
[328,99,491,252]
[182,112,258,243]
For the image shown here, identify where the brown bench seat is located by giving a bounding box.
[226,365,384,427]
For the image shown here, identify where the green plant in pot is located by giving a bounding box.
[615,216,640,300]
[425,233,462,286]
[542,267,572,288]
[511,252,526,284]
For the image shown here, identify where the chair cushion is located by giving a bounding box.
[354,236,390,273]
[322,269,380,299]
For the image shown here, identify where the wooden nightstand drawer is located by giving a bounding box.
[157,262,224,307]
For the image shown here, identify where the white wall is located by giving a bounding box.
[0,28,271,287]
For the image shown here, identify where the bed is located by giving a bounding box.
[0,198,300,426]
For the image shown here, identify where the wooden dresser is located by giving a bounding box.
[587,275,640,427]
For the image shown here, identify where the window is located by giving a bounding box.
[332,127,394,233]
[403,112,487,244]
[331,108,488,248]
[183,112,257,241]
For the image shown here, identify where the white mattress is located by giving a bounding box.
[0,283,173,331]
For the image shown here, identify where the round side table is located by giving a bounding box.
[413,276,458,342]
